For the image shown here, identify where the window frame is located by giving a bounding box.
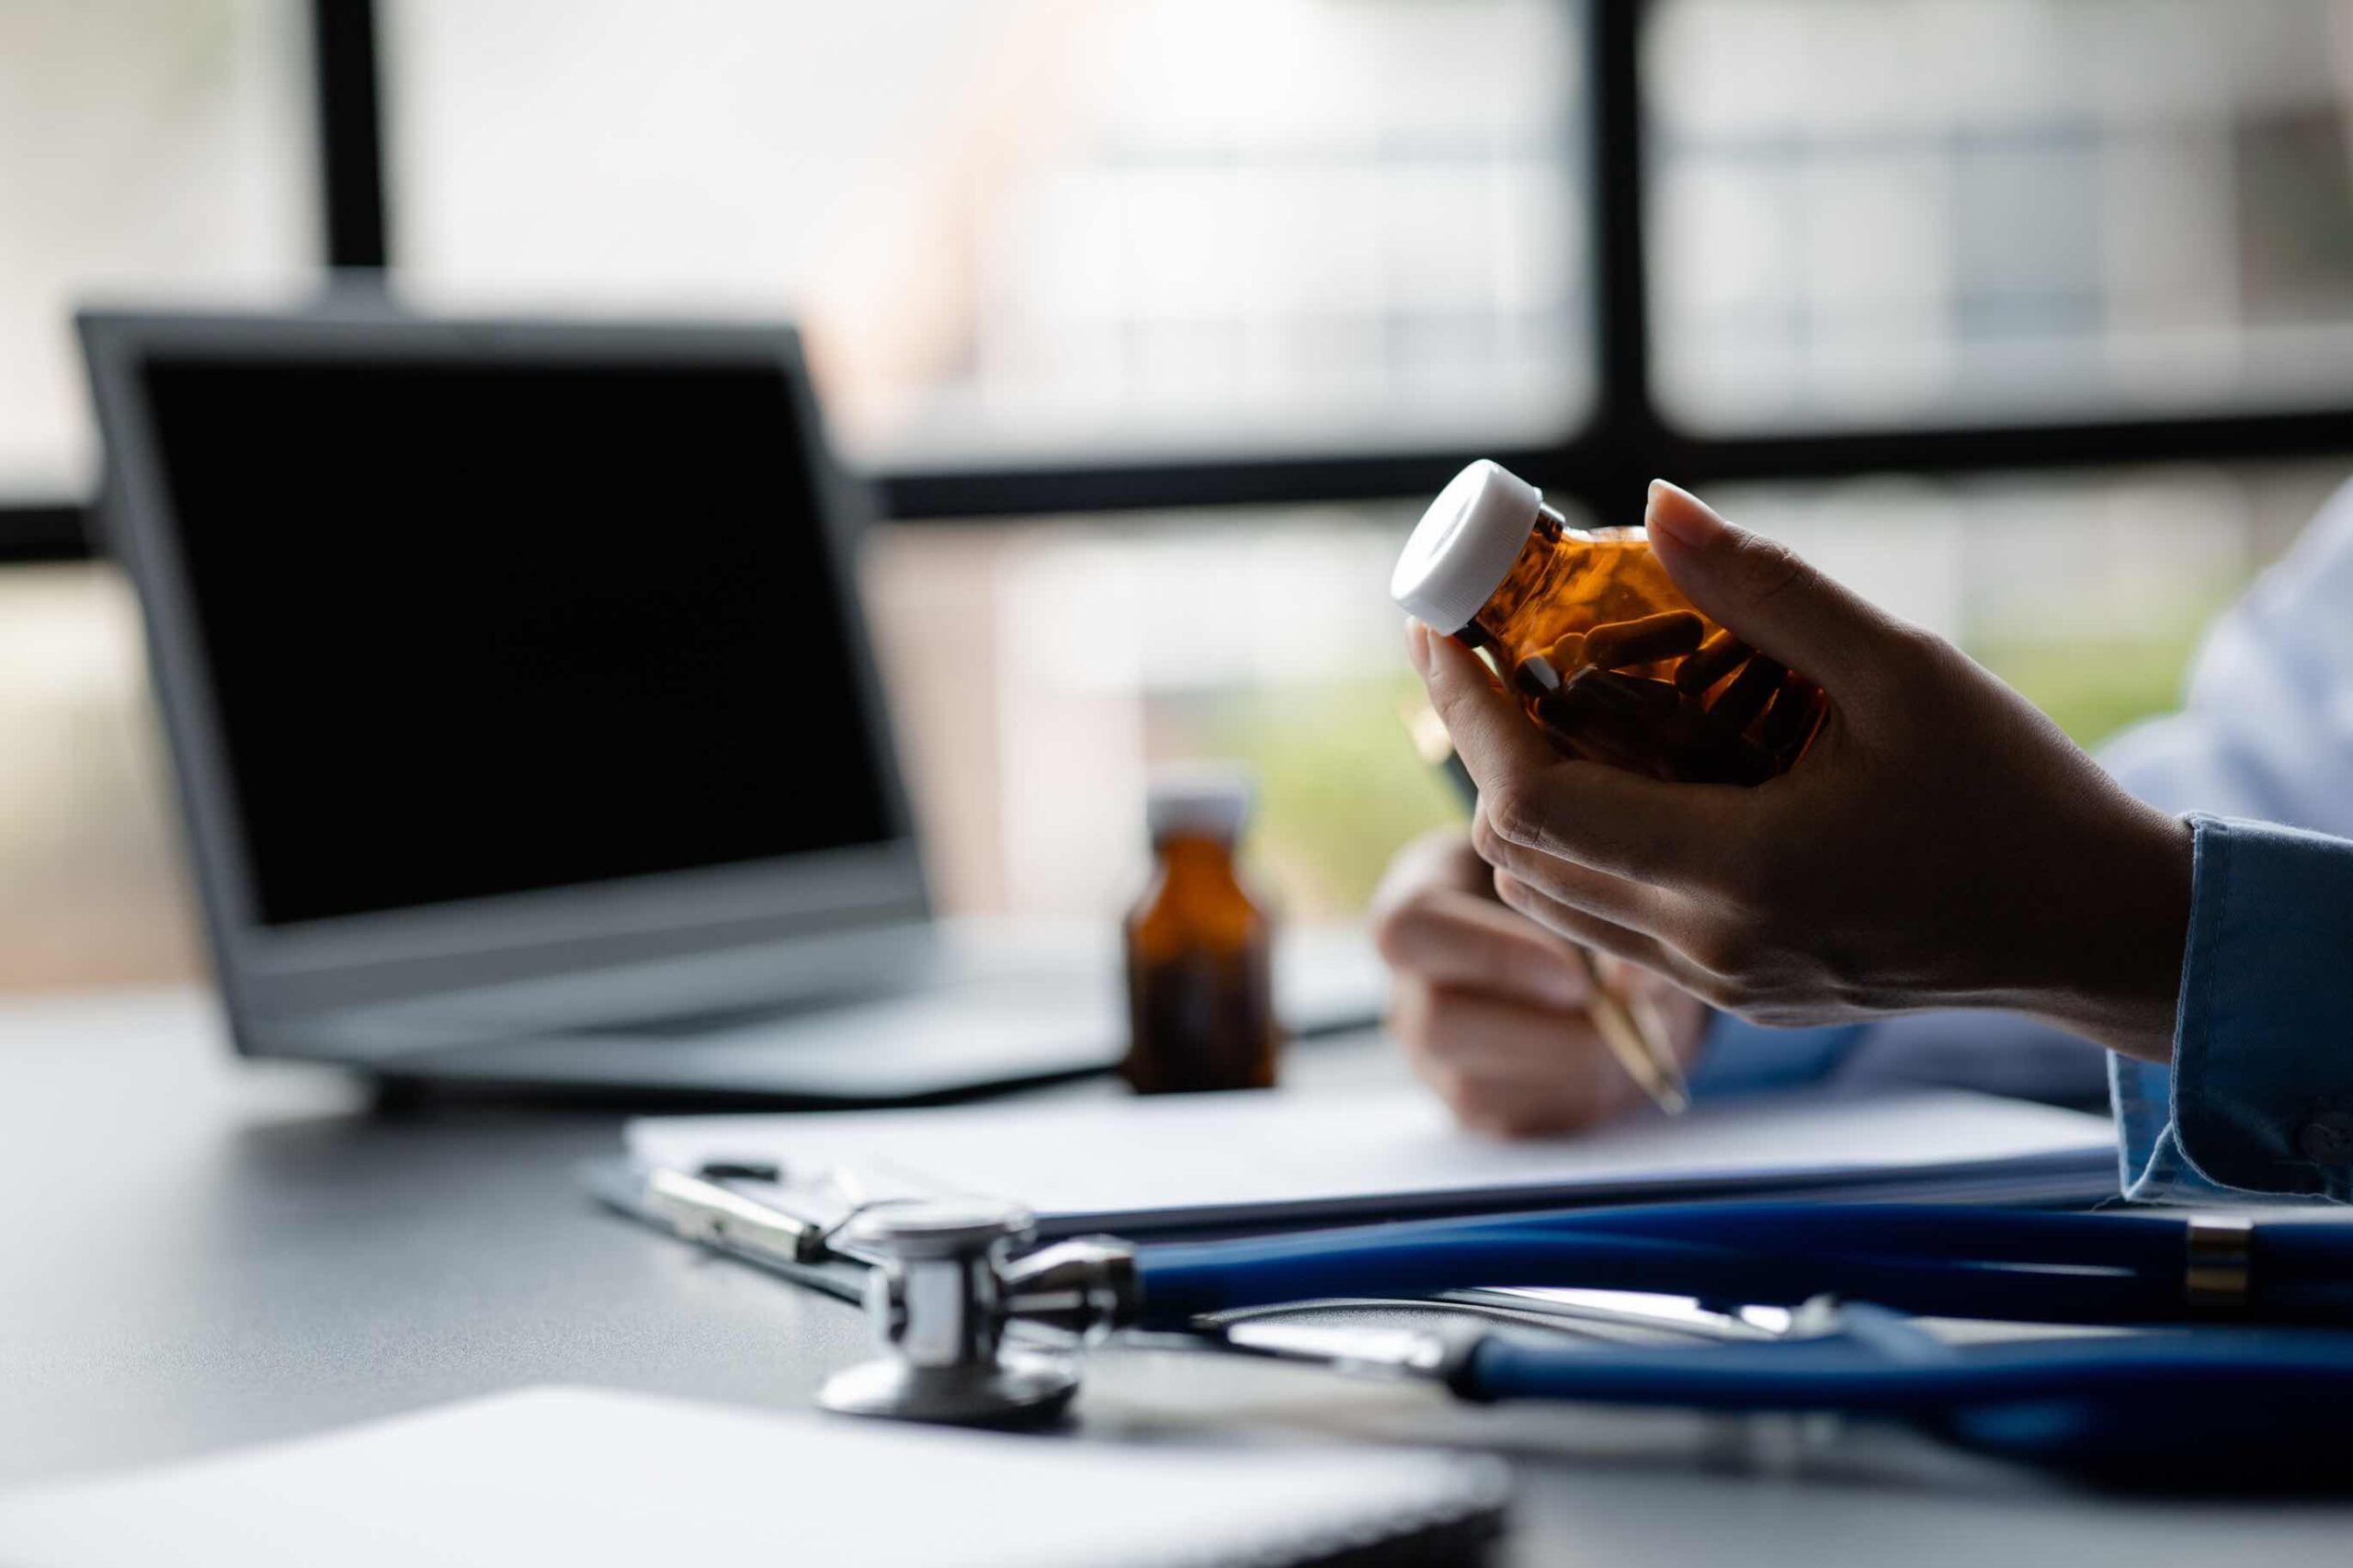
[2,0,2348,565]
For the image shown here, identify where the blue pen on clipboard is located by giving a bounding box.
[1402,700,1690,1115]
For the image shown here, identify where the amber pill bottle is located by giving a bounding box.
[1121,770,1279,1095]
[1392,460,1824,785]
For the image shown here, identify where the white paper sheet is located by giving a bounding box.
[626,1085,2119,1232]
[0,1388,1503,1568]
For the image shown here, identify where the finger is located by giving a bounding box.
[1374,885,1592,1009]
[1388,973,1439,1054]
[1426,631,1744,883]
[1389,976,1572,1074]
[1493,869,1726,1006]
[1452,1080,1620,1139]
[1643,481,1911,705]
[1370,828,1495,911]
[1399,983,1608,1076]
[1410,620,1559,786]
[1593,950,1647,995]
[1469,805,1677,937]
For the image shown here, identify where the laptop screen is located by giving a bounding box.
[139,353,897,927]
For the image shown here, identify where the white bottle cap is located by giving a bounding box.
[1146,764,1254,842]
[1390,459,1544,632]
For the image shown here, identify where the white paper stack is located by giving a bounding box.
[0,1388,1507,1568]
[625,1085,2120,1235]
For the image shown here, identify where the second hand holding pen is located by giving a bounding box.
[1403,701,1691,1117]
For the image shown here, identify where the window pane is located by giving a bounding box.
[1647,0,2353,431]
[862,508,1461,920]
[0,566,197,993]
[382,0,1591,471]
[1699,461,2344,749]
[0,0,314,494]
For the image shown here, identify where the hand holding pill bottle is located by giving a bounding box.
[1392,460,1825,785]
[1408,480,2197,1069]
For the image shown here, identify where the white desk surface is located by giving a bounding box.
[2,986,2347,1565]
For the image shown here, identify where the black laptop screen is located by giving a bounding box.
[141,353,898,926]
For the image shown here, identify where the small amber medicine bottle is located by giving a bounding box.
[1392,460,1824,784]
[1121,769,1279,1095]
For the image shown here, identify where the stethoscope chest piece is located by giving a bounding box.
[816,1197,1080,1427]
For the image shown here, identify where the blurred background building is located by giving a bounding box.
[4,0,2352,990]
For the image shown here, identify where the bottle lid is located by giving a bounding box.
[1390,459,1543,632]
[1146,764,1254,842]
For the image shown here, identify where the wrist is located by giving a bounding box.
[2034,806,2195,1063]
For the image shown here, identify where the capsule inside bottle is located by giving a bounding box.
[1392,460,1825,785]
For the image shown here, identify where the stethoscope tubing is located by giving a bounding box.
[1131,1201,2353,1329]
[1458,1323,2353,1415]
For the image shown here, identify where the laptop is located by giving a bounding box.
[79,308,1380,1103]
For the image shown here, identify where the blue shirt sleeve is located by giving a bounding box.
[2120,812,2353,1202]
[1687,1011,2109,1106]
[1687,1015,1865,1097]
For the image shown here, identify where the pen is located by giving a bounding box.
[1402,701,1691,1116]
[1563,945,1690,1115]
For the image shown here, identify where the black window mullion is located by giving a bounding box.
[0,504,94,567]
[1557,0,1662,523]
[875,447,1563,521]
[1661,406,2353,491]
[313,0,392,272]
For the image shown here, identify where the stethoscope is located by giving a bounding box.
[613,1162,2353,1483]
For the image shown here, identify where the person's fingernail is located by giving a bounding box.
[1405,617,1432,674]
[1643,480,1718,550]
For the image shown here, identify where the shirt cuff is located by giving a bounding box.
[2165,813,2353,1199]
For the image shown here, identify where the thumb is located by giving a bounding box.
[1643,480,1902,697]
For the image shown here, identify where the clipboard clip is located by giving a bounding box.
[641,1159,958,1267]
[642,1165,835,1265]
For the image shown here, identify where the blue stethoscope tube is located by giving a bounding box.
[1461,1305,2353,1480]
[1131,1203,2353,1480]
[1461,1316,2336,1414]
[1131,1201,2353,1328]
